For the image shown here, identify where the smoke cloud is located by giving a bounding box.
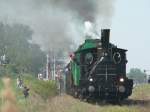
[0,0,116,56]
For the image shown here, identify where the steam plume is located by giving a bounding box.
[0,0,116,56]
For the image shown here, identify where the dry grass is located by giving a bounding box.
[22,95,141,112]
[20,84,150,112]
[1,77,150,112]
[44,95,140,112]
[1,78,19,112]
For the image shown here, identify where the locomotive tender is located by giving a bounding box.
[65,29,133,101]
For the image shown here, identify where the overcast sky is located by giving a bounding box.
[111,0,150,72]
[0,0,149,72]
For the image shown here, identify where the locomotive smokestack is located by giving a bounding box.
[101,29,110,49]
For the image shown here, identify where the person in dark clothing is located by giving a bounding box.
[23,86,30,98]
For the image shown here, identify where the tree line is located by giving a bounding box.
[0,23,46,76]
[127,68,147,84]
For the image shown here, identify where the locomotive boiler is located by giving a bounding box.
[65,29,133,101]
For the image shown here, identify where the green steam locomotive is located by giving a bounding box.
[65,29,133,101]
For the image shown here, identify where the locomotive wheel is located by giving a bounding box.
[71,86,79,98]
[79,94,84,100]
[79,94,87,102]
[78,88,87,101]
[74,91,79,98]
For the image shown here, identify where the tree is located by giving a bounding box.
[127,68,147,84]
[0,23,46,76]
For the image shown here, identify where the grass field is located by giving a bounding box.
[0,76,150,112]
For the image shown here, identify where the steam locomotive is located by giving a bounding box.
[65,29,133,101]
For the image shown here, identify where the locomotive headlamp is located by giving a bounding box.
[89,78,93,82]
[119,78,124,82]
[104,52,108,56]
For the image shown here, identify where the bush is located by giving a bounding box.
[31,80,57,99]
[23,75,58,100]
[0,65,18,78]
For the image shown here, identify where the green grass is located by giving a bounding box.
[16,74,58,99]
[18,84,150,112]
[0,76,150,112]
[0,74,57,111]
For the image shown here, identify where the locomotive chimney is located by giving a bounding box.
[101,29,110,49]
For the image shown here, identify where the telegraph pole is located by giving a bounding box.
[0,45,8,65]
[53,52,56,80]
[144,69,150,83]
[46,54,49,80]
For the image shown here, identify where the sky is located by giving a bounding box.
[0,0,149,72]
[111,0,150,72]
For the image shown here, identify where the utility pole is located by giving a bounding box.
[0,45,8,65]
[46,54,50,80]
[53,53,56,80]
[144,69,150,83]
